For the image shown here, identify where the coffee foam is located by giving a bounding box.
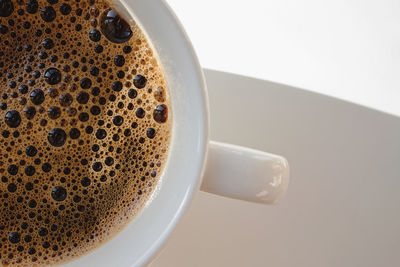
[0,0,171,265]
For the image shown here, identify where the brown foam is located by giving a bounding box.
[0,0,171,265]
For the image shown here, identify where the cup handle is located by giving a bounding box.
[200,141,290,204]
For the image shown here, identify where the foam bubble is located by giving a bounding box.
[0,0,171,265]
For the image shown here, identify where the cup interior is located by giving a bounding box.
[64,0,209,266]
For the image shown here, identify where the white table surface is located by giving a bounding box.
[166,0,400,116]
[149,1,400,266]
[149,69,400,267]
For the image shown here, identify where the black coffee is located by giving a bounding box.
[0,0,171,265]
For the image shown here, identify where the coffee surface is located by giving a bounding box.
[0,0,171,265]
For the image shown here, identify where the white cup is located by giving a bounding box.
[65,0,289,266]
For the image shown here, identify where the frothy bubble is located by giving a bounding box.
[0,0,171,265]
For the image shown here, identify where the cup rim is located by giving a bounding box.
[64,0,209,266]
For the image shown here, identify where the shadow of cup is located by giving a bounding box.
[150,69,400,267]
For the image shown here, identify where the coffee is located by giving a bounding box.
[0,0,171,265]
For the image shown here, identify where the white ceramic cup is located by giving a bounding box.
[65,0,289,266]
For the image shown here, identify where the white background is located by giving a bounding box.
[167,0,400,116]
[149,1,400,266]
